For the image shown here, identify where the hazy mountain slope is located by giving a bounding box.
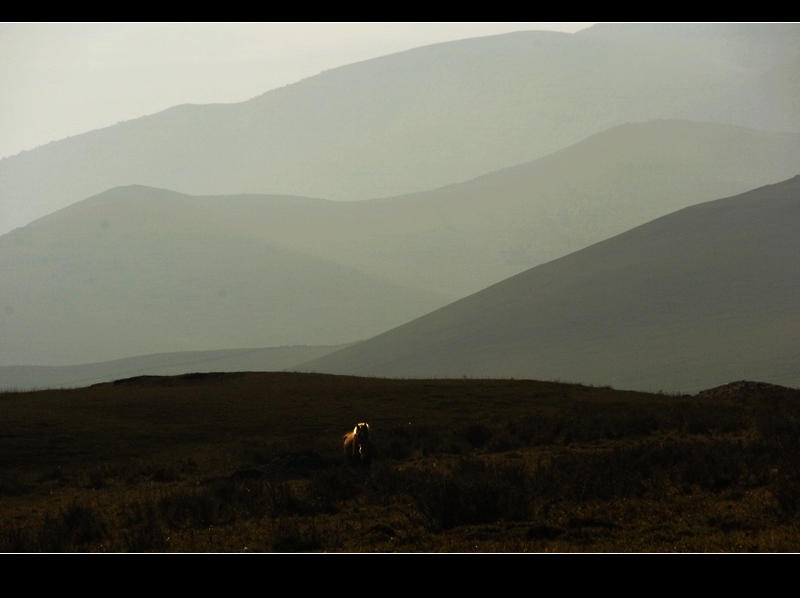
[2,121,798,367]
[2,24,799,236]
[0,187,446,366]
[3,121,799,369]
[157,121,800,298]
[0,344,352,391]
[298,176,800,393]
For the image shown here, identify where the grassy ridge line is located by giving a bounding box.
[0,372,643,473]
[1,372,793,477]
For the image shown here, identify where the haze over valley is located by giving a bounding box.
[1,23,799,393]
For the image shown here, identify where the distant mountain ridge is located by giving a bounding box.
[2,23,799,235]
[0,186,447,366]
[2,120,799,367]
[297,175,800,393]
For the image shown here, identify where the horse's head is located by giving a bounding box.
[354,422,370,443]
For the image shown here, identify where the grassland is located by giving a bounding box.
[1,372,799,552]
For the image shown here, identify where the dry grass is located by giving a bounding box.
[1,372,799,552]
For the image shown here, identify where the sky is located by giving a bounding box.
[0,23,593,160]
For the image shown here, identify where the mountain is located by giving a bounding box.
[2,121,799,367]
[297,176,800,393]
[0,186,446,366]
[2,23,799,236]
[257,120,798,298]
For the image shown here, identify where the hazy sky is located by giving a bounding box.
[0,23,594,160]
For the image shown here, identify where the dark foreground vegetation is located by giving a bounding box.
[1,373,799,552]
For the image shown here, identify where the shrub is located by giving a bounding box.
[269,518,322,552]
[122,499,167,552]
[406,458,531,531]
[0,501,106,552]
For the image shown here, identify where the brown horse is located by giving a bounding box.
[343,423,372,467]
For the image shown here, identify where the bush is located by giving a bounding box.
[405,458,531,531]
[461,424,493,449]
[269,518,322,552]
[122,499,167,552]
[0,501,106,552]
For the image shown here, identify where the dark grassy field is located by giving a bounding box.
[1,372,799,552]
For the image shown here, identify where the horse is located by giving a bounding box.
[343,422,372,467]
